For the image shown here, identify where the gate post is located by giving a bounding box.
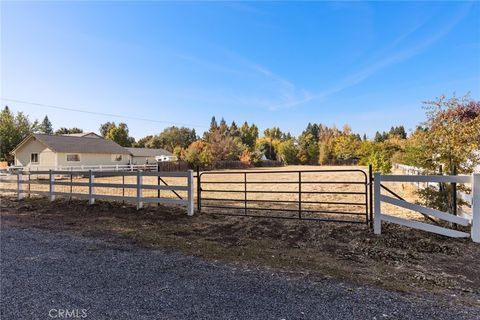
[187,170,194,216]
[196,166,201,212]
[373,172,381,235]
[298,171,302,219]
[472,173,479,243]
[369,164,373,227]
[244,172,247,215]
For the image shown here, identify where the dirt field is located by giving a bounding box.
[0,165,424,221]
[1,165,478,305]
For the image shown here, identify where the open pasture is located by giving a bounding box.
[0,165,425,223]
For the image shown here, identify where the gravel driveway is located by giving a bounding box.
[1,225,478,320]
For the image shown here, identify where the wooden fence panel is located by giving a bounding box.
[2,170,195,215]
[374,172,478,243]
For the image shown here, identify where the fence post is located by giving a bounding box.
[471,173,479,243]
[17,172,24,200]
[49,169,55,201]
[88,170,95,205]
[244,172,247,215]
[369,164,373,227]
[136,171,143,210]
[70,173,73,199]
[452,165,457,216]
[187,170,194,216]
[157,174,161,207]
[298,171,302,219]
[196,166,201,212]
[28,172,31,198]
[373,172,381,235]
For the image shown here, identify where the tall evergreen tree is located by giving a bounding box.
[38,116,53,134]
[240,122,258,149]
[209,116,218,131]
[229,121,240,137]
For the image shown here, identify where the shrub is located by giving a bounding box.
[368,151,392,174]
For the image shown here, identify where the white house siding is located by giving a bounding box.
[56,152,130,167]
[14,139,56,168]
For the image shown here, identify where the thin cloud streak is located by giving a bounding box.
[171,2,471,112]
[174,46,313,111]
[272,2,473,110]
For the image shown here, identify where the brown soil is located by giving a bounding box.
[1,195,479,307]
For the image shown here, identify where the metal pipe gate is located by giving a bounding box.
[197,168,371,224]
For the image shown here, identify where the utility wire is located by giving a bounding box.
[0,97,208,128]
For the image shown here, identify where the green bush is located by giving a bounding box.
[368,151,392,174]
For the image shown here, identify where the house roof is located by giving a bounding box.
[12,134,130,155]
[61,132,102,138]
[125,147,173,157]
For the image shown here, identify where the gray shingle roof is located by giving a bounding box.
[125,147,173,157]
[32,134,130,154]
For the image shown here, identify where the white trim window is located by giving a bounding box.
[112,154,123,162]
[66,154,80,162]
[30,153,39,163]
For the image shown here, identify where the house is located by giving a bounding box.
[125,147,177,164]
[12,133,131,169]
[11,133,178,170]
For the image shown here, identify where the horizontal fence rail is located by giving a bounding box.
[0,170,195,216]
[374,172,479,243]
[3,164,159,173]
[198,169,370,224]
[393,163,474,206]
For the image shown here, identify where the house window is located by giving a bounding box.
[31,153,39,163]
[112,154,123,162]
[66,154,80,162]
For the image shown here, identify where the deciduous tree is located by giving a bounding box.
[147,126,197,152]
[0,106,37,162]
[105,123,135,147]
[55,127,83,135]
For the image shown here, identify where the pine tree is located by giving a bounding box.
[39,116,53,134]
[209,116,218,131]
[374,131,383,143]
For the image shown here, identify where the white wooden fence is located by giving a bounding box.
[5,164,159,173]
[393,163,473,204]
[374,173,479,243]
[0,170,195,216]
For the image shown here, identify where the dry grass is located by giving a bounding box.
[1,165,424,221]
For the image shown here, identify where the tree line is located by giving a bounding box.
[1,94,479,177]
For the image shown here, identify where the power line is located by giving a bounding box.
[0,97,208,128]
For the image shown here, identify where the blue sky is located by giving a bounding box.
[1,1,479,139]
